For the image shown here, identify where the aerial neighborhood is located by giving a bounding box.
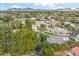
[0,7,79,56]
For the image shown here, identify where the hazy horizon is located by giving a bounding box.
[0,3,79,10]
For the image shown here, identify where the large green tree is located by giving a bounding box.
[25,18,32,30]
[0,21,4,55]
[10,28,37,55]
[1,15,12,54]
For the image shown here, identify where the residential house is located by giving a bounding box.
[64,22,75,27]
[50,27,70,36]
[65,46,79,56]
[50,18,57,27]
[71,46,79,56]
[46,35,69,44]
[35,20,45,27]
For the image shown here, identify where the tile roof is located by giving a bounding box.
[71,47,79,56]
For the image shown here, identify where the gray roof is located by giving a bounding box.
[46,35,69,44]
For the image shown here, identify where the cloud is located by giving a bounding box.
[34,3,56,7]
[56,7,65,9]
[34,3,40,6]
[34,3,51,6]
[11,5,22,8]
[38,3,52,6]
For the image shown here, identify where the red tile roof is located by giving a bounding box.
[71,47,79,56]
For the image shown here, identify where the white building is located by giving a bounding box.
[50,19,57,26]
[32,24,37,31]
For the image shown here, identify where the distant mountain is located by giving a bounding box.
[1,8,79,11]
[7,8,34,11]
[56,8,79,11]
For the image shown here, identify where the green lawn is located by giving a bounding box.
[42,32,55,36]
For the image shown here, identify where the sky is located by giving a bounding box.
[0,3,79,10]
